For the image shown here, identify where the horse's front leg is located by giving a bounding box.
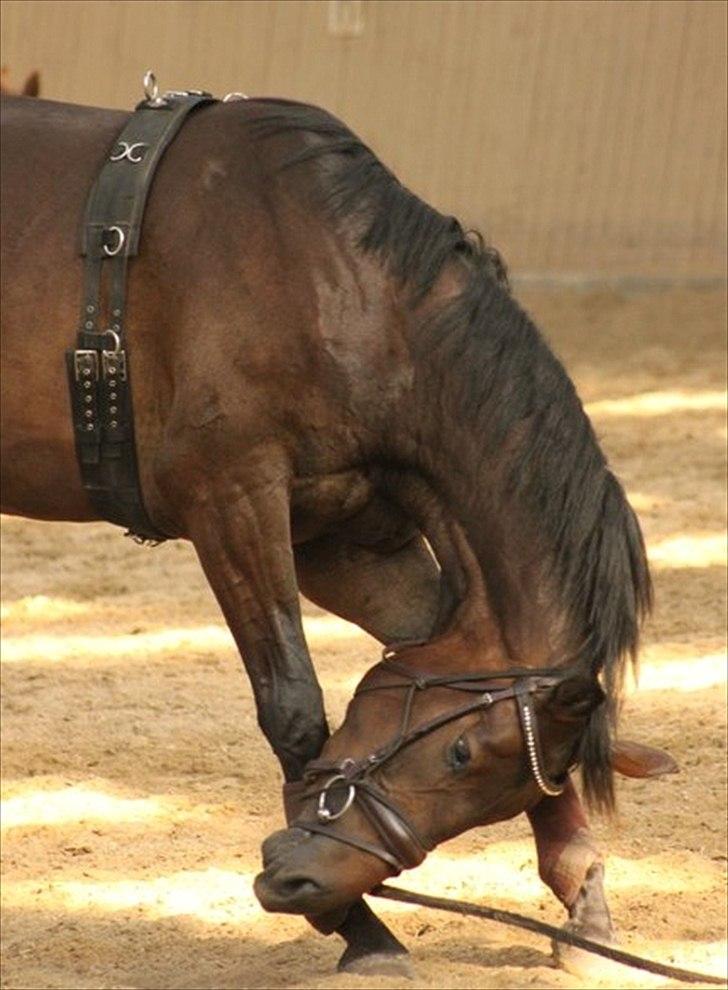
[296,530,450,975]
[185,475,411,974]
[527,780,617,977]
[188,477,328,780]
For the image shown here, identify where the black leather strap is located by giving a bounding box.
[292,818,407,874]
[67,90,215,543]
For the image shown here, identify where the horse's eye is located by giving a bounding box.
[448,735,471,770]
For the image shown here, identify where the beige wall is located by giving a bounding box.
[1,0,726,278]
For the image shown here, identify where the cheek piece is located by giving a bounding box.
[284,646,576,876]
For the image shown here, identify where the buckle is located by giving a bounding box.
[102,349,127,381]
[74,350,99,382]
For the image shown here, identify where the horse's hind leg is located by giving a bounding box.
[295,531,447,975]
[527,781,618,978]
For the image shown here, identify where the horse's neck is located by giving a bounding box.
[379,310,568,670]
[381,452,563,671]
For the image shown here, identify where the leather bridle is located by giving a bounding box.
[287,647,573,875]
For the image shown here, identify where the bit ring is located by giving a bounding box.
[317,774,356,823]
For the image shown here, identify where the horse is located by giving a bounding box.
[1,92,671,978]
[0,67,40,97]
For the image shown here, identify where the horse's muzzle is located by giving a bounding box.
[255,821,392,925]
[256,826,345,918]
[260,826,310,870]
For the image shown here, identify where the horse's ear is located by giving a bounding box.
[612,738,679,778]
[545,674,606,723]
[22,71,40,97]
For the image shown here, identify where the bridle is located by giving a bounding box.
[288,646,572,875]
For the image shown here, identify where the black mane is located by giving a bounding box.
[249,99,509,295]
[250,99,652,811]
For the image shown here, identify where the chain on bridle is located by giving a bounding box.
[287,646,573,875]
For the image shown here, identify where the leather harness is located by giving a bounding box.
[285,647,572,876]
[66,79,216,543]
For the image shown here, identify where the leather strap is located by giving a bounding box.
[293,779,431,875]
[282,779,308,824]
[356,782,432,869]
[67,90,215,543]
[293,818,407,874]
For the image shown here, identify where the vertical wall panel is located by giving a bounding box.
[1,0,725,277]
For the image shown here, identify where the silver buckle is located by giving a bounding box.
[102,349,127,381]
[165,88,206,98]
[74,350,99,382]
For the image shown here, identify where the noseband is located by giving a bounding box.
[288,648,570,875]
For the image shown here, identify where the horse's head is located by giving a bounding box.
[254,635,605,918]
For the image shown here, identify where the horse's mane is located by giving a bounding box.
[249,99,652,812]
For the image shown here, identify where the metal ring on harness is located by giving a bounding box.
[142,70,169,108]
[102,328,122,354]
[102,226,125,257]
[317,774,356,822]
[143,70,159,102]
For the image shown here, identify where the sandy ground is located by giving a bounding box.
[1,286,726,990]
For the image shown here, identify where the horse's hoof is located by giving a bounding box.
[554,940,665,986]
[337,948,415,978]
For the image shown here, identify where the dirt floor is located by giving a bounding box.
[1,286,726,990]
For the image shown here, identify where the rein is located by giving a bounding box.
[370,884,727,986]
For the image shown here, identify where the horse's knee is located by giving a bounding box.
[258,686,328,780]
[528,782,599,907]
[539,826,603,908]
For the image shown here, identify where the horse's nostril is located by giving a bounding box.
[278,874,322,900]
[254,868,324,913]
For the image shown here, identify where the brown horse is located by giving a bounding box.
[1,93,669,976]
